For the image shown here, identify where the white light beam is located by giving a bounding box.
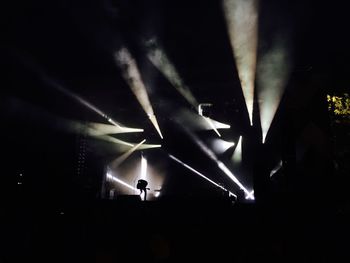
[115,47,163,139]
[223,0,259,126]
[169,154,236,197]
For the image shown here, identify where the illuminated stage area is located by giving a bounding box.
[3,0,350,262]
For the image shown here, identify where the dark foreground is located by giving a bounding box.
[5,196,350,263]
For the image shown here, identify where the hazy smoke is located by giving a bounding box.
[223,0,259,125]
[145,38,199,108]
[115,47,163,138]
[257,35,291,142]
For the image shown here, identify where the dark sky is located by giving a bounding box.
[2,0,348,199]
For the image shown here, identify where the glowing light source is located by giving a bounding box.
[97,135,161,149]
[179,128,251,199]
[145,39,199,108]
[223,0,258,126]
[257,36,291,143]
[169,154,236,197]
[231,136,242,163]
[45,77,136,129]
[106,173,137,192]
[246,190,255,200]
[198,103,230,137]
[86,122,143,136]
[140,154,147,180]
[115,47,163,139]
[138,143,162,150]
[217,161,251,197]
[176,108,230,134]
[211,138,235,154]
[203,117,222,137]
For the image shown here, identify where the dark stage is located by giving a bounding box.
[2,0,350,262]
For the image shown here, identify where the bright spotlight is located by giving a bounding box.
[257,37,291,143]
[138,143,162,150]
[203,117,222,137]
[169,154,236,197]
[217,161,251,199]
[110,139,146,168]
[140,154,147,180]
[176,108,230,134]
[211,138,235,154]
[231,136,242,163]
[114,47,163,139]
[198,103,230,137]
[145,39,199,108]
[178,126,251,198]
[86,122,143,136]
[106,173,137,192]
[246,190,255,200]
[222,0,259,126]
[98,135,135,147]
[97,135,161,149]
[46,78,134,129]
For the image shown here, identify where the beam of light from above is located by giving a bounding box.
[140,154,147,180]
[204,117,222,137]
[97,135,161,149]
[138,143,162,150]
[10,53,142,132]
[182,127,251,198]
[198,103,230,137]
[114,47,163,139]
[169,154,236,198]
[222,0,258,126]
[86,122,143,136]
[211,138,235,154]
[145,39,199,109]
[217,161,251,197]
[231,136,242,163]
[176,108,230,133]
[257,36,291,143]
[44,77,143,131]
[106,172,138,192]
[110,139,146,169]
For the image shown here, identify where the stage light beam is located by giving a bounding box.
[183,128,251,199]
[110,139,146,168]
[97,135,161,149]
[223,0,259,126]
[145,39,199,108]
[257,37,291,143]
[106,173,137,192]
[211,138,235,154]
[169,154,236,198]
[44,77,142,130]
[231,136,242,163]
[114,47,163,139]
[140,154,147,180]
[217,161,251,197]
[86,122,143,135]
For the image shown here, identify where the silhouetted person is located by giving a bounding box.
[137,179,149,201]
